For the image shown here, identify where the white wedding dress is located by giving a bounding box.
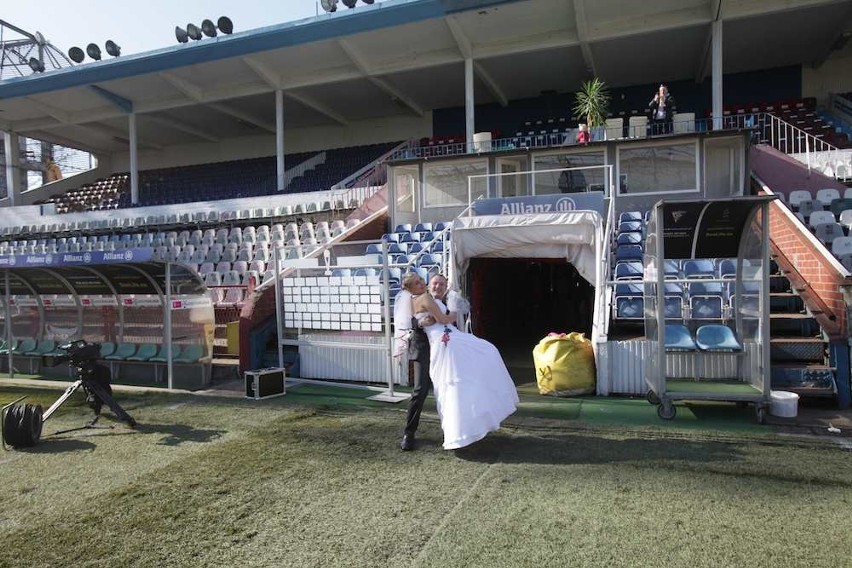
[416,298,519,450]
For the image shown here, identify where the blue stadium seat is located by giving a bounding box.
[664,296,684,320]
[663,260,680,279]
[614,283,643,297]
[716,258,736,279]
[614,261,643,280]
[664,324,696,351]
[618,220,643,233]
[615,244,643,262]
[615,297,643,319]
[618,211,643,224]
[616,232,642,246]
[695,325,742,351]
[682,259,715,279]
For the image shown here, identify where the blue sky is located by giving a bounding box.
[3,0,381,57]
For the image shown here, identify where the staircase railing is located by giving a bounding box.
[762,113,844,178]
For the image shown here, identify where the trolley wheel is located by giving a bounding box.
[3,404,43,448]
[755,405,766,425]
[657,402,676,420]
[646,390,661,406]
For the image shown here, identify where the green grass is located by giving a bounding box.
[0,384,849,568]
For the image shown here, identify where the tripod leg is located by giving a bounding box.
[83,380,137,428]
[41,381,84,422]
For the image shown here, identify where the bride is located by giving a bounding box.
[403,273,519,450]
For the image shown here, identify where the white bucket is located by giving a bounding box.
[769,390,799,418]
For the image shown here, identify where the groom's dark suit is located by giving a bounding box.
[402,313,432,443]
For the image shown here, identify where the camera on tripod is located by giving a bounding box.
[43,339,102,372]
[2,339,136,449]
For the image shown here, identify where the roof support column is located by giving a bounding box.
[128,113,139,205]
[464,58,474,154]
[3,131,21,206]
[711,19,723,130]
[276,89,285,192]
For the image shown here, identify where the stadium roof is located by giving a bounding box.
[0,0,850,155]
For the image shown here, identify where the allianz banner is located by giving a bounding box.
[472,192,605,216]
[0,248,154,268]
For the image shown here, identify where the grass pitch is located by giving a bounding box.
[0,384,849,568]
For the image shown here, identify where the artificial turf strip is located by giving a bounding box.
[0,387,850,567]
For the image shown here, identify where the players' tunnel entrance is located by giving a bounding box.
[467,257,594,380]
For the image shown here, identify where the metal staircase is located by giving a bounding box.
[768,257,836,397]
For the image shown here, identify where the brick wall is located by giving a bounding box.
[768,198,848,341]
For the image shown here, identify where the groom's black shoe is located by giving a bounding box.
[400,433,415,451]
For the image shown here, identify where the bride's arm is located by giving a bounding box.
[415,295,457,325]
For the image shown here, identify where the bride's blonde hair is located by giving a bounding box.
[402,272,423,291]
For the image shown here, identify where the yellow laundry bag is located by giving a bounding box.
[533,332,596,396]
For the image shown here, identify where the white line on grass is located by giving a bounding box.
[410,459,496,567]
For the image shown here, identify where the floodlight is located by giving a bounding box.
[86,43,102,61]
[175,26,189,43]
[320,0,338,12]
[342,0,357,8]
[186,23,202,41]
[28,57,45,73]
[68,47,85,63]
[218,17,234,34]
[105,40,121,57]
[201,19,217,37]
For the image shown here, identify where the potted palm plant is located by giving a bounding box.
[572,78,611,141]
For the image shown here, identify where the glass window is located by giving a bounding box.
[390,166,418,214]
[617,142,698,195]
[423,160,487,207]
[533,151,606,195]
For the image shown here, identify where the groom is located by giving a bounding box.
[399,274,467,451]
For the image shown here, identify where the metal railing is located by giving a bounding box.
[390,113,851,180]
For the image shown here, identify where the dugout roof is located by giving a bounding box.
[0,0,850,155]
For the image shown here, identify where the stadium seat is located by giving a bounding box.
[618,211,643,224]
[814,222,844,245]
[173,345,205,363]
[25,339,58,356]
[615,244,643,262]
[832,236,852,257]
[797,199,822,219]
[616,232,642,246]
[808,210,836,229]
[787,190,812,210]
[105,343,137,361]
[12,338,36,355]
[695,324,742,351]
[615,261,643,280]
[127,344,158,362]
[99,342,116,358]
[615,297,643,319]
[664,324,696,351]
[682,259,715,279]
[815,188,841,208]
[829,198,852,217]
[716,258,736,280]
